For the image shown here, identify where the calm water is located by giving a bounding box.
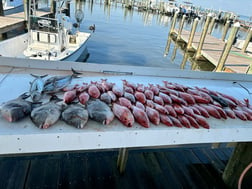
[8,0,246,71]
[73,1,196,70]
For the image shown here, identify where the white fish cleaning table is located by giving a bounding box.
[0,57,252,177]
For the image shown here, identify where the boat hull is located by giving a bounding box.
[0,33,90,62]
[4,4,24,15]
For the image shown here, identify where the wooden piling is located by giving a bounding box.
[171,43,178,61]
[222,20,230,41]
[169,12,178,35]
[222,142,252,189]
[177,15,187,41]
[242,28,252,53]
[208,17,216,35]
[194,14,212,60]
[216,22,240,72]
[187,18,199,51]
[164,12,178,56]
[0,0,4,16]
[180,52,189,69]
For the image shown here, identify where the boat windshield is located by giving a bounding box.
[29,15,59,33]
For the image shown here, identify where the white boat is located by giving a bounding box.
[3,0,24,15]
[163,1,179,16]
[0,0,91,62]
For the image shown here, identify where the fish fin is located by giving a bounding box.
[71,68,82,77]
[30,74,48,78]
[50,95,62,102]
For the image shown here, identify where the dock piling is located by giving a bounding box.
[208,17,216,35]
[242,28,252,53]
[187,18,199,51]
[194,14,212,60]
[221,20,230,41]
[177,15,187,41]
[164,12,178,56]
[169,12,178,35]
[216,22,240,72]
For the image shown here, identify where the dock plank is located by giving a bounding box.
[0,147,249,188]
[0,158,29,189]
[0,11,50,35]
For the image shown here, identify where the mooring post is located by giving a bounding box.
[216,22,240,72]
[180,52,189,69]
[208,16,216,35]
[222,20,230,41]
[169,12,178,35]
[222,142,252,189]
[171,43,178,61]
[164,12,178,56]
[187,18,199,51]
[177,14,187,41]
[194,13,212,60]
[242,28,252,53]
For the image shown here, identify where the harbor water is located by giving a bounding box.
[3,0,249,71]
[73,1,218,71]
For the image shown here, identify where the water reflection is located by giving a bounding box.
[71,0,246,71]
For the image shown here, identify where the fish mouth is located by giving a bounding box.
[127,122,133,127]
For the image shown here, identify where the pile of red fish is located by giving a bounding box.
[62,79,252,129]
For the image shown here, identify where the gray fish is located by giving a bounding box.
[29,74,47,102]
[43,68,81,93]
[0,93,32,122]
[86,99,114,125]
[61,104,89,129]
[30,96,62,129]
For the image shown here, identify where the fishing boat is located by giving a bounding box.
[0,0,91,61]
[162,0,179,16]
[2,0,24,15]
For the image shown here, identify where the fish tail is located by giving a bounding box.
[71,68,82,78]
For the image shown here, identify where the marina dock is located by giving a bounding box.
[0,11,50,37]
[165,13,252,74]
[172,29,252,73]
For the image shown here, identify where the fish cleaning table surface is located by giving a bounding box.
[0,61,252,155]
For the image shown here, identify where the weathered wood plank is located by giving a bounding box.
[0,158,29,189]
[0,11,50,34]
[24,158,61,188]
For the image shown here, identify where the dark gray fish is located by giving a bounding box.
[43,68,81,93]
[100,92,112,104]
[86,99,114,125]
[0,93,32,122]
[209,94,228,107]
[30,96,62,129]
[61,104,89,129]
[29,74,47,102]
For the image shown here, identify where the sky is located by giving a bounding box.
[187,0,252,16]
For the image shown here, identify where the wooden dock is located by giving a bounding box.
[0,11,50,36]
[172,29,252,74]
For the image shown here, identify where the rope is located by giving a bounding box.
[238,162,252,189]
